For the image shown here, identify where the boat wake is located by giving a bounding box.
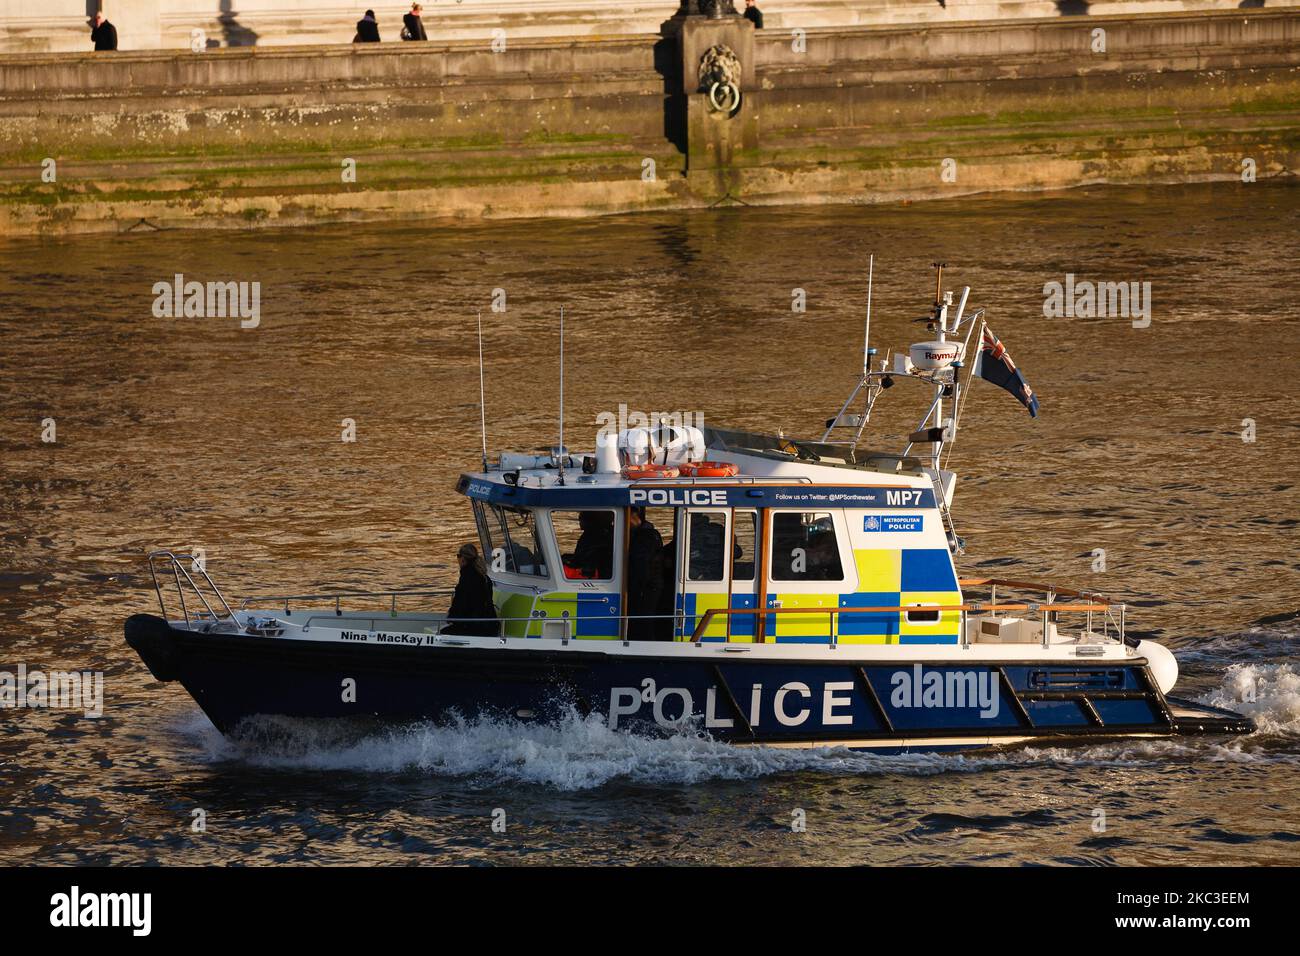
[176,665,1300,790]
[1198,662,1300,737]
[187,709,879,788]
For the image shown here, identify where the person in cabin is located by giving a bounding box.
[354,9,381,42]
[743,0,764,29]
[566,511,614,579]
[90,12,119,51]
[806,524,843,580]
[443,543,498,636]
[401,3,429,40]
[626,507,666,640]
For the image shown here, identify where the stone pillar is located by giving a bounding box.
[673,13,757,192]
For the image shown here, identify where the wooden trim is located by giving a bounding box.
[676,507,688,639]
[620,506,631,641]
[755,507,771,644]
[725,506,735,644]
[959,576,1110,603]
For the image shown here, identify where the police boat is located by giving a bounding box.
[126,268,1254,753]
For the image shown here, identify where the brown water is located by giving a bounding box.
[1,182,1299,865]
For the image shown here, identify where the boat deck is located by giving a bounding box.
[1166,696,1256,736]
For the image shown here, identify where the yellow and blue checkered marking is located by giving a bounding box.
[762,547,962,644]
[678,592,759,642]
[496,589,622,639]
[517,546,962,644]
[764,593,841,643]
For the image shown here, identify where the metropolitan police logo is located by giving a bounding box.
[864,515,881,531]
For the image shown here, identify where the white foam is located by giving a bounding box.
[180,708,1046,788]
[1200,662,1300,737]
[163,662,1299,788]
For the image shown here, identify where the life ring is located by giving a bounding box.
[622,463,680,480]
[679,461,738,478]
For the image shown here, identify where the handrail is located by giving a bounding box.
[240,588,455,617]
[232,603,1126,649]
[689,601,1113,642]
[241,589,455,607]
[958,576,1111,603]
[295,612,670,636]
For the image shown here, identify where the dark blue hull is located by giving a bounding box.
[125,614,1254,751]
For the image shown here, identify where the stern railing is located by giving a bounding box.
[958,576,1129,647]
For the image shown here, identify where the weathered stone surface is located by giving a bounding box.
[0,0,1275,53]
[0,10,1295,235]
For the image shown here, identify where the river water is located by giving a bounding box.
[1,182,1298,865]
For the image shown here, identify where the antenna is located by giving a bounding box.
[930,262,949,430]
[476,310,488,471]
[557,306,565,485]
[954,285,970,331]
[863,253,874,376]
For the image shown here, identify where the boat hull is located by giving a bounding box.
[125,614,1254,752]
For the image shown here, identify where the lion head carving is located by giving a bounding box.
[698,44,742,93]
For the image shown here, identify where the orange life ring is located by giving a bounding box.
[679,461,738,478]
[622,463,680,480]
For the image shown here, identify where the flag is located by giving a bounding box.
[976,325,1039,418]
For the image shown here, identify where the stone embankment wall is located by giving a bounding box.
[0,8,1295,236]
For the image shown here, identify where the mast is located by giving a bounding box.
[932,261,947,429]
[477,310,489,471]
[557,305,565,485]
[863,253,874,376]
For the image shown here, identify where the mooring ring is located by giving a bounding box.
[707,81,741,114]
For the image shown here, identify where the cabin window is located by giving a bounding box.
[645,507,676,586]
[480,504,548,577]
[552,510,616,581]
[733,511,757,582]
[770,512,844,581]
[687,512,727,582]
[905,606,941,623]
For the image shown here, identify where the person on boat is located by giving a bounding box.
[354,9,381,42]
[566,511,614,579]
[807,525,843,580]
[626,507,666,640]
[443,544,498,636]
